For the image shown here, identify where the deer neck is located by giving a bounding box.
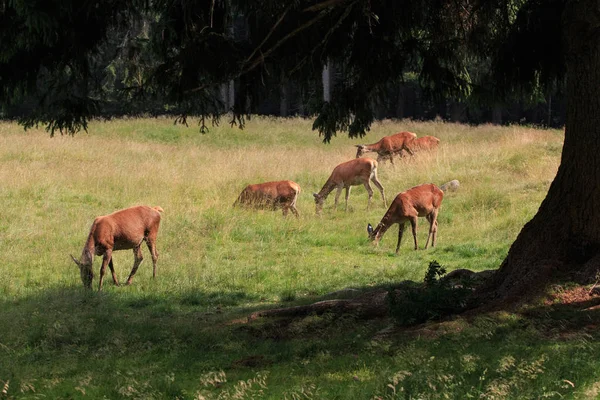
[80,232,96,267]
[373,208,397,238]
[365,143,380,153]
[317,179,338,200]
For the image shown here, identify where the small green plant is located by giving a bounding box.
[423,260,447,286]
[388,261,471,326]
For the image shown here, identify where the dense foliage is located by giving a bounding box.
[0,0,565,139]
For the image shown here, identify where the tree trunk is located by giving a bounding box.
[228,80,235,110]
[491,103,503,125]
[322,60,332,102]
[547,93,552,127]
[396,86,405,118]
[280,72,289,117]
[481,0,600,304]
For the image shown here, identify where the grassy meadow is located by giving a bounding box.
[2,117,600,399]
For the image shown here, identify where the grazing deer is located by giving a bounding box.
[367,183,443,253]
[234,180,301,217]
[313,158,386,214]
[407,135,440,153]
[355,131,417,165]
[71,205,163,290]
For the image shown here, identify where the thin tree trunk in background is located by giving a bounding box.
[225,0,235,112]
[481,0,600,304]
[228,80,235,110]
[492,103,502,125]
[220,83,229,111]
[280,72,289,117]
[414,87,423,119]
[297,91,305,116]
[548,94,552,126]
[245,92,252,114]
[322,60,332,102]
[396,86,405,119]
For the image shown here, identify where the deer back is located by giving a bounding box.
[399,184,444,217]
[331,158,376,183]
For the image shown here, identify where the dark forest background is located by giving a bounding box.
[1,10,565,129]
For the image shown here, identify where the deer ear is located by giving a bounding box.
[367,223,374,235]
[70,254,81,267]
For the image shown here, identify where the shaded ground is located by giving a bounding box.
[3,276,600,398]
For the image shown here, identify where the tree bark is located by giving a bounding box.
[322,60,332,102]
[396,86,405,119]
[481,0,600,304]
[491,103,503,125]
[280,72,289,117]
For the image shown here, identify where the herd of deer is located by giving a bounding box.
[72,131,455,290]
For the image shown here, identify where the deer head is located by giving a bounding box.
[71,254,93,289]
[355,145,366,158]
[313,193,325,214]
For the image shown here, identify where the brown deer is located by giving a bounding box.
[406,135,440,153]
[234,180,301,217]
[355,131,417,165]
[71,205,163,290]
[367,183,443,253]
[313,158,386,214]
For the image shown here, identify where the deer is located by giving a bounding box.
[70,205,163,290]
[406,135,440,153]
[234,180,301,217]
[367,183,443,253]
[313,158,386,214]
[355,131,417,165]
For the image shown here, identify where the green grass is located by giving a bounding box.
[3,117,600,399]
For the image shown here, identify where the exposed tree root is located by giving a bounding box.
[247,269,497,322]
[248,291,390,321]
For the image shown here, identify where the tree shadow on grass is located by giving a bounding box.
[0,284,390,398]
[3,283,600,398]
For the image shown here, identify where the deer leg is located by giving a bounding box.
[410,217,418,250]
[98,250,112,291]
[333,186,343,210]
[344,186,351,211]
[291,206,300,218]
[126,245,144,285]
[395,223,406,254]
[370,176,386,208]
[108,258,120,286]
[424,213,434,249]
[424,210,439,248]
[363,182,374,209]
[289,196,300,218]
[146,238,159,279]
